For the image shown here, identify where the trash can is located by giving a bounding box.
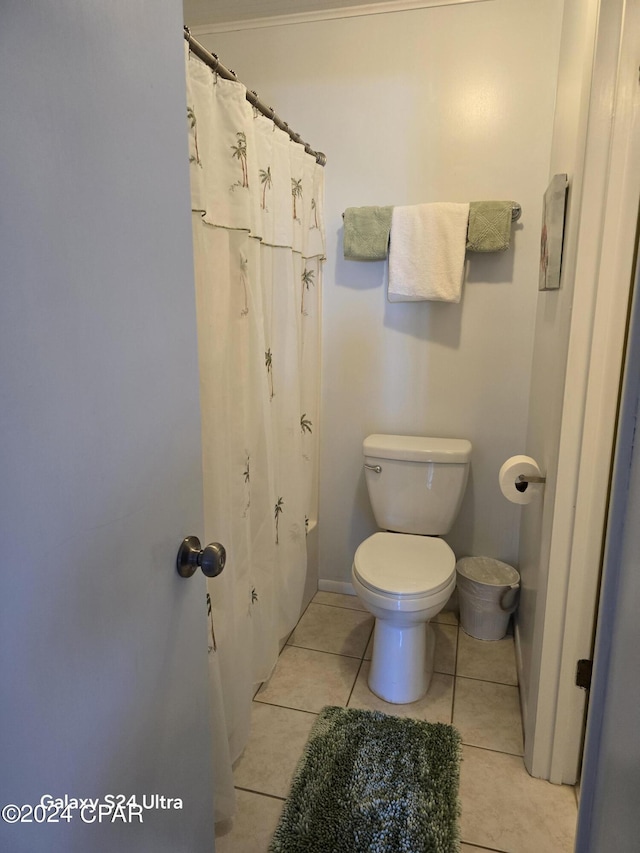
[456,557,520,641]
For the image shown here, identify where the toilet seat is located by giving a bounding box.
[353,532,455,597]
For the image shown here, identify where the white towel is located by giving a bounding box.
[388,202,470,303]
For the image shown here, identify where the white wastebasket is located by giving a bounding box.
[456,557,520,641]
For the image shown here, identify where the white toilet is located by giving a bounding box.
[351,434,472,704]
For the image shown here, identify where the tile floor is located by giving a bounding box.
[215,591,577,853]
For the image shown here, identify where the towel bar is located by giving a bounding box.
[342,203,522,221]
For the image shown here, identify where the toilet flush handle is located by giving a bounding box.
[364,464,382,474]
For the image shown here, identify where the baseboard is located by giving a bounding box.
[317,578,356,596]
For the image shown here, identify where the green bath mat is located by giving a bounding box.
[269,706,461,853]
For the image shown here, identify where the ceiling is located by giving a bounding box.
[183,0,424,28]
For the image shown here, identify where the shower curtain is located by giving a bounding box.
[185,46,325,821]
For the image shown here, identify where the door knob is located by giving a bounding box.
[177,536,226,579]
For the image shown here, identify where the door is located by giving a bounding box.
[0,3,214,852]
[575,206,640,851]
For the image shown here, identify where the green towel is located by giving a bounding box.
[466,200,515,252]
[343,205,393,260]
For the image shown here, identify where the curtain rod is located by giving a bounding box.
[184,27,327,167]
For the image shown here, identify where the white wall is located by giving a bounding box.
[201,0,563,586]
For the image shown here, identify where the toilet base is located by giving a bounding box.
[368,620,436,704]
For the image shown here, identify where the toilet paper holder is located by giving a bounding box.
[515,473,546,493]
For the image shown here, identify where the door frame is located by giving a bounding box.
[528,0,640,784]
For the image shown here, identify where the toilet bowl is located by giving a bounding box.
[352,434,471,704]
[352,532,456,703]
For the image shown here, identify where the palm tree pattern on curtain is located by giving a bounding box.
[260,166,272,210]
[274,497,284,545]
[291,177,303,220]
[187,106,202,166]
[206,592,216,652]
[301,413,313,463]
[239,252,249,316]
[265,348,274,399]
[230,131,249,190]
[301,267,315,314]
[242,455,250,517]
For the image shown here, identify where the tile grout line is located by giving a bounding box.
[451,622,460,726]
[286,640,369,660]
[309,599,368,613]
[462,742,536,760]
[455,673,520,689]
[459,741,525,759]
[459,841,511,853]
[362,621,375,661]
[252,697,320,716]
[281,644,370,662]
[234,785,286,802]
[345,658,365,708]
[345,622,374,708]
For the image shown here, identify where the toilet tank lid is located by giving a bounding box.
[363,434,472,463]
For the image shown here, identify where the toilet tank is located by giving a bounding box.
[363,434,472,535]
